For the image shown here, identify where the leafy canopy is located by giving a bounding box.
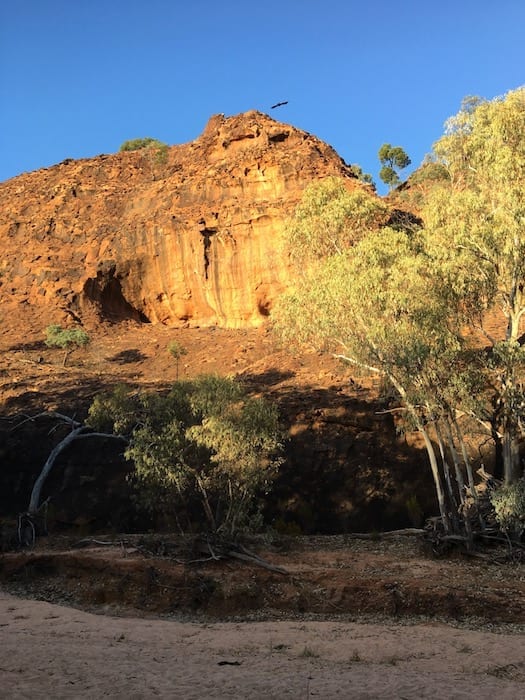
[45,325,90,366]
[349,163,375,187]
[87,375,283,534]
[378,143,411,188]
[286,177,388,267]
[45,324,90,350]
[273,164,475,531]
[423,86,525,483]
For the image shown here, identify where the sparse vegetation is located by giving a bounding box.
[5,89,525,563]
[490,477,525,540]
[168,340,188,380]
[119,137,169,179]
[350,163,375,187]
[119,137,167,152]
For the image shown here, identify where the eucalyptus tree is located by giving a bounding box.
[286,176,388,266]
[88,375,283,535]
[274,179,470,532]
[424,86,525,484]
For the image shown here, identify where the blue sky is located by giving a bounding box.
[1,1,524,193]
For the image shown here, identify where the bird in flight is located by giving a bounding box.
[271,101,288,109]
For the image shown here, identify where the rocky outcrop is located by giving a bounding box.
[0,111,362,328]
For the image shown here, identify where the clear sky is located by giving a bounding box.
[1,1,524,193]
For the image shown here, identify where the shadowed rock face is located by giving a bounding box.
[0,110,361,328]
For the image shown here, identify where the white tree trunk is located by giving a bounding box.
[28,427,88,513]
[28,427,126,514]
[388,375,451,532]
[419,425,451,533]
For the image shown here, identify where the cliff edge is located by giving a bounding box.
[0,111,362,329]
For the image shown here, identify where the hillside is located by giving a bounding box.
[0,111,472,534]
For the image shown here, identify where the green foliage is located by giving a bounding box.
[119,137,167,152]
[286,176,388,267]
[273,86,525,534]
[405,494,424,527]
[45,324,90,350]
[276,224,460,380]
[168,340,188,359]
[273,170,469,531]
[408,159,450,187]
[378,143,411,170]
[87,375,283,534]
[424,86,525,482]
[349,163,375,187]
[379,165,399,187]
[87,383,139,435]
[119,137,169,180]
[489,478,525,538]
[168,340,188,379]
[44,325,90,366]
[378,143,411,189]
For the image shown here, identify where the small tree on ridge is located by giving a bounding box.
[378,143,411,189]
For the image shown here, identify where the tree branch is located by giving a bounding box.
[12,411,82,432]
[332,353,381,375]
[28,427,127,514]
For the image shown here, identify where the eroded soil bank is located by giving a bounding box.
[1,535,524,625]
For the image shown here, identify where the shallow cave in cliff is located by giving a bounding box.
[83,267,149,323]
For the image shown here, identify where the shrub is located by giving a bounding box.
[119,137,169,179]
[87,375,283,534]
[119,137,167,152]
[44,324,90,366]
[489,478,525,539]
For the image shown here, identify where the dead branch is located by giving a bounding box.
[72,538,125,548]
[345,528,425,540]
[226,549,289,575]
[25,413,127,514]
[12,411,82,432]
[193,537,289,574]
[29,426,89,513]
[375,407,408,415]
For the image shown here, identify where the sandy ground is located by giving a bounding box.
[1,591,524,699]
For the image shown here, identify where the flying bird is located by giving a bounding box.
[271,101,288,109]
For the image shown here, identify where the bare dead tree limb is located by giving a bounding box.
[27,418,127,514]
[12,412,82,432]
[226,549,289,575]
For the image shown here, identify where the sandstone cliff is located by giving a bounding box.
[0,111,361,329]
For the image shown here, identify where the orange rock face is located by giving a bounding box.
[0,110,360,328]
